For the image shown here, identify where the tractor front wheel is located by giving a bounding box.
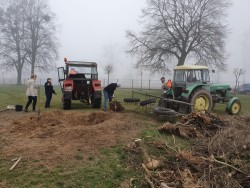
[190,89,212,113]
[227,99,241,115]
[63,99,71,110]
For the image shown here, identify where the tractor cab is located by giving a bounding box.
[170,65,210,99]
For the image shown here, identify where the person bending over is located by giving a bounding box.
[103,83,121,111]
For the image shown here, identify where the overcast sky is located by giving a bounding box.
[48,0,250,85]
[2,0,249,86]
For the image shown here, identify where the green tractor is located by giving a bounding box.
[159,65,241,115]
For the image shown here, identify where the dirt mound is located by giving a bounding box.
[11,111,110,131]
[0,110,146,168]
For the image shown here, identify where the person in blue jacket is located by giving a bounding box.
[103,83,121,111]
[44,78,56,108]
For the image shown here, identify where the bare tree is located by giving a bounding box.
[104,64,114,84]
[0,1,27,84]
[24,0,58,75]
[126,0,231,72]
[0,0,59,84]
[233,68,245,93]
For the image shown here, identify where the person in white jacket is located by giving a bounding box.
[24,74,38,112]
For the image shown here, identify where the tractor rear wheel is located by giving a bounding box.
[227,99,241,115]
[190,89,212,113]
[92,98,101,108]
[63,99,71,110]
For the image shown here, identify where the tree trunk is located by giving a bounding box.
[31,61,35,75]
[108,74,110,84]
[30,50,36,75]
[177,53,187,66]
[16,66,22,85]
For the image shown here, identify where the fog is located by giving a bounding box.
[49,0,146,82]
[1,0,250,87]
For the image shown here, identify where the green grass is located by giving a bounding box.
[1,85,250,114]
[0,147,135,188]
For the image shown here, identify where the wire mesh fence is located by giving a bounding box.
[0,77,241,90]
[0,78,164,90]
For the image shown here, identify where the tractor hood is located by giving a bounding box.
[210,83,231,92]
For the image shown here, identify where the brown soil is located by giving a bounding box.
[0,110,153,167]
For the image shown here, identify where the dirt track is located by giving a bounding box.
[0,110,153,167]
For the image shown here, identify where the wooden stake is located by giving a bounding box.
[37,86,40,117]
[9,157,22,171]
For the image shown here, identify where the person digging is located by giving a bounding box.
[103,83,121,111]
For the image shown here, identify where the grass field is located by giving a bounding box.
[0,85,250,114]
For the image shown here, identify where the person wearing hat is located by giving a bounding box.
[103,83,121,111]
[44,78,56,108]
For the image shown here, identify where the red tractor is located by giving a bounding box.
[57,58,102,109]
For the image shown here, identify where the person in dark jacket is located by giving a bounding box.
[44,78,56,108]
[103,83,121,111]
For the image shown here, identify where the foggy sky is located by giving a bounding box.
[48,0,250,84]
[1,0,250,86]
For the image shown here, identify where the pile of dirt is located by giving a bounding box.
[12,110,110,129]
[0,110,148,167]
[124,113,250,188]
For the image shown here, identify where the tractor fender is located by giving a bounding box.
[226,97,239,111]
[92,80,102,91]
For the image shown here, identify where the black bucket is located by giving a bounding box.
[15,105,23,112]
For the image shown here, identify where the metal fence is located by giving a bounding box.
[0,77,241,90]
[0,77,163,90]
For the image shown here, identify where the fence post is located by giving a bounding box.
[149,79,151,90]
[10,78,11,85]
[132,79,134,98]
